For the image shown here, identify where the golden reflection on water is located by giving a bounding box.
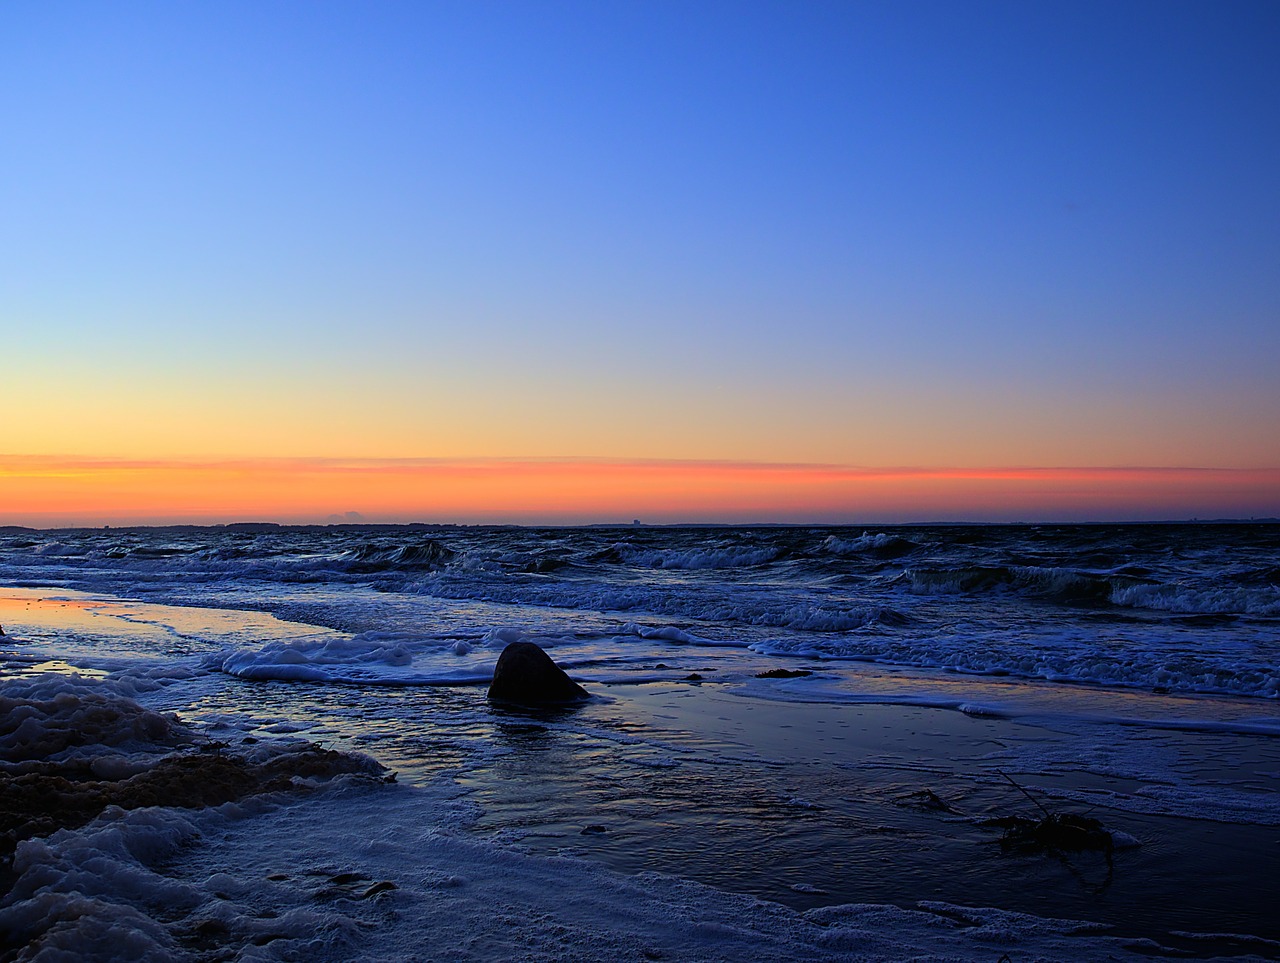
[1,587,332,640]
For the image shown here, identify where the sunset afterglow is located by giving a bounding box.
[2,457,1275,527]
[2,3,1277,525]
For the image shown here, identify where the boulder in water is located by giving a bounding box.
[488,641,589,704]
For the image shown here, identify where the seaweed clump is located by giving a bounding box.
[981,771,1123,895]
[987,811,1113,854]
[984,770,1114,854]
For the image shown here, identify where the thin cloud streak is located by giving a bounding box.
[2,456,1276,527]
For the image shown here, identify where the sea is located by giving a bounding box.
[2,522,1278,961]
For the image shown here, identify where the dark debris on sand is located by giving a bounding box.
[985,811,1114,854]
[985,770,1116,855]
[896,788,964,815]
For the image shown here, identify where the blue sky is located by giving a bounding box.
[2,1,1277,495]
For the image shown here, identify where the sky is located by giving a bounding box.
[2,0,1278,525]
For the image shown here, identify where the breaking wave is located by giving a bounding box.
[906,564,1280,615]
[819,532,920,558]
[608,543,782,570]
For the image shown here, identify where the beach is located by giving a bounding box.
[2,525,1279,960]
[9,4,1279,957]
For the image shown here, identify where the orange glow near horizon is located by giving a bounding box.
[1,456,1277,527]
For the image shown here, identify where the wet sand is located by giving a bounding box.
[4,586,1280,957]
[460,679,1280,950]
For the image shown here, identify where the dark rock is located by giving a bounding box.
[755,668,813,679]
[488,642,589,705]
[684,673,704,682]
[581,824,607,835]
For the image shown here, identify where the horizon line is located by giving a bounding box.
[4,516,1279,533]
[3,456,1277,528]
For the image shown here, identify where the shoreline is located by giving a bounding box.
[460,678,1280,945]
[3,586,1280,959]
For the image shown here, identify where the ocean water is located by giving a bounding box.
[2,523,1279,960]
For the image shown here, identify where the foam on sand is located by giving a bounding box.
[3,673,1273,962]
[2,768,1226,962]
